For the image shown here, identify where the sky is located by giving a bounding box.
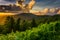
[0,0,60,10]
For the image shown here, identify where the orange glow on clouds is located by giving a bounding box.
[57,10,60,14]
[50,8,55,13]
[30,8,60,15]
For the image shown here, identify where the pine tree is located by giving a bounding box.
[4,16,15,33]
[15,18,21,31]
[31,19,37,28]
[20,20,28,31]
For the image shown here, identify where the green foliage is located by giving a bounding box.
[0,15,60,40]
[20,20,29,31]
[4,16,15,33]
[14,18,21,32]
[0,21,60,40]
[31,19,37,28]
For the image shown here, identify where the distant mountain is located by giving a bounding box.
[13,13,51,20]
[0,13,60,25]
[14,13,38,20]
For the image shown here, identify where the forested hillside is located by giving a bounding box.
[0,14,60,40]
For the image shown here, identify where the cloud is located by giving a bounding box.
[50,8,56,13]
[0,0,7,5]
[4,0,15,2]
[0,0,5,1]
[0,0,60,10]
[57,10,60,14]
[31,8,60,15]
[0,0,15,5]
[42,8,49,14]
[30,0,60,10]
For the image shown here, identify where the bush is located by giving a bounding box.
[0,21,60,40]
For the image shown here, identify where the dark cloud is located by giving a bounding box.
[35,0,60,8]
[4,0,16,2]
[1,0,60,9]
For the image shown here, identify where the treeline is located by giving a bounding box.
[0,21,60,40]
[36,15,60,24]
[0,16,37,34]
[0,15,60,34]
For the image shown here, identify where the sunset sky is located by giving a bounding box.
[0,0,60,10]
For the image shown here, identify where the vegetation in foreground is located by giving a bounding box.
[0,15,60,40]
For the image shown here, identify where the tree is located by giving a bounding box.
[31,19,37,28]
[14,18,21,32]
[4,16,15,33]
[20,20,29,31]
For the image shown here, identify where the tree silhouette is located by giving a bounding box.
[14,18,21,32]
[31,19,37,28]
[4,16,15,33]
[20,20,29,31]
